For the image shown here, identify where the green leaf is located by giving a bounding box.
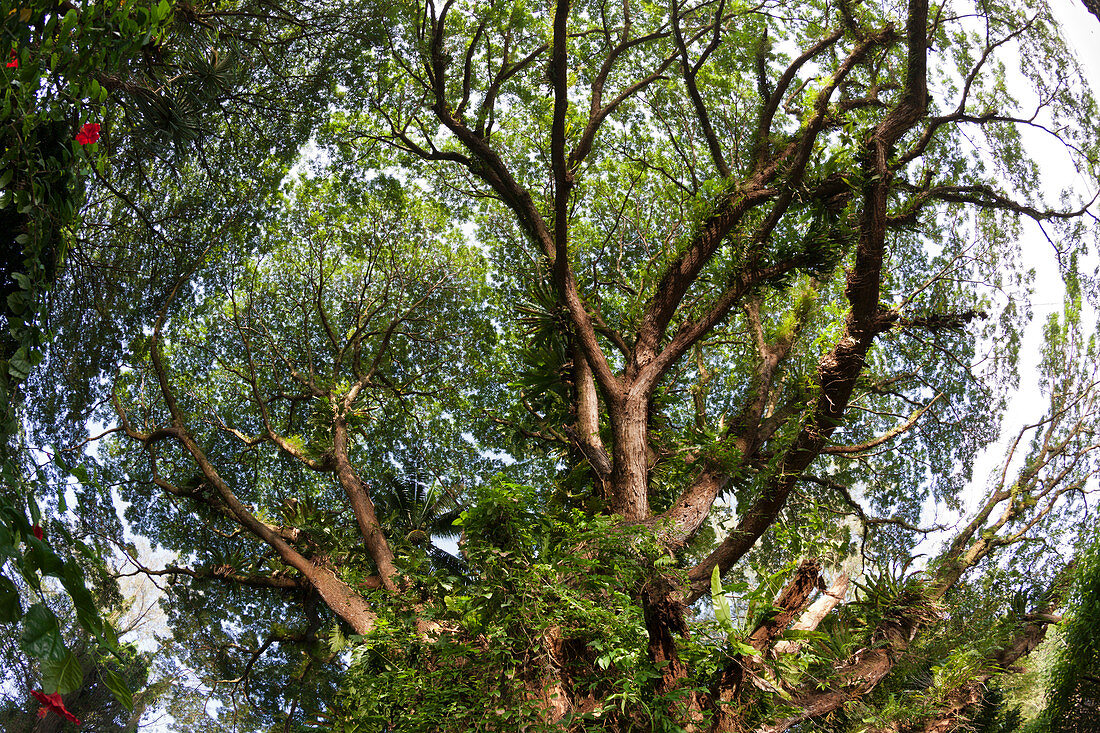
[71,464,89,484]
[41,650,85,694]
[711,566,732,628]
[61,8,80,35]
[20,603,66,660]
[9,347,32,378]
[94,618,120,652]
[27,537,66,578]
[733,641,757,657]
[0,575,22,623]
[100,665,134,711]
[6,292,28,319]
[0,522,15,560]
[62,561,102,636]
[27,496,41,527]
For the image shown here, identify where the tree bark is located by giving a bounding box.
[774,573,850,655]
[332,417,400,591]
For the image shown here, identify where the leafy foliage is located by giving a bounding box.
[342,480,688,732]
[4,0,1100,731]
[1028,533,1100,733]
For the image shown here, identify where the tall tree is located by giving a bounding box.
[17,0,1100,730]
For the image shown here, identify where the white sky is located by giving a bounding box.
[1051,0,1100,86]
[912,0,1100,557]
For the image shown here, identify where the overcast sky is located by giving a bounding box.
[1051,0,1100,87]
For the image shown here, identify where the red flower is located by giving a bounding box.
[74,122,100,145]
[30,691,81,725]
[32,524,43,540]
[5,50,16,69]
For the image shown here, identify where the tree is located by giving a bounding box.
[1028,530,1100,733]
[1,0,194,718]
[15,0,1100,730]
[0,522,159,731]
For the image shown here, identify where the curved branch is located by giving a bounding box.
[823,392,942,455]
[672,0,730,178]
[773,572,850,655]
[142,318,379,632]
[117,564,303,590]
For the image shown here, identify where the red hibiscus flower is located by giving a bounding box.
[31,690,81,725]
[5,50,16,68]
[74,122,100,145]
[32,524,43,540]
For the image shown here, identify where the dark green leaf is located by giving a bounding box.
[0,575,22,623]
[20,603,66,660]
[41,651,85,695]
[100,665,134,712]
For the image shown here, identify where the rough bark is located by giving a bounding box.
[95,0,1100,728]
[707,559,822,732]
[774,572,850,655]
[753,559,1064,733]
[756,623,918,733]
[748,558,822,653]
[136,330,379,635]
[642,574,706,729]
[573,350,612,486]
[685,0,930,601]
[332,417,400,591]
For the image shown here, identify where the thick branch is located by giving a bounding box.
[753,30,845,166]
[635,27,887,379]
[685,0,930,599]
[774,572,850,655]
[331,415,401,592]
[572,351,612,483]
[748,558,821,653]
[144,327,379,634]
[425,13,620,404]
[652,291,811,543]
[905,615,1052,733]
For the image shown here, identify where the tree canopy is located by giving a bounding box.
[3,0,1100,730]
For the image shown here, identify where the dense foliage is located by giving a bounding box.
[2,0,1100,731]
[1029,533,1100,733]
